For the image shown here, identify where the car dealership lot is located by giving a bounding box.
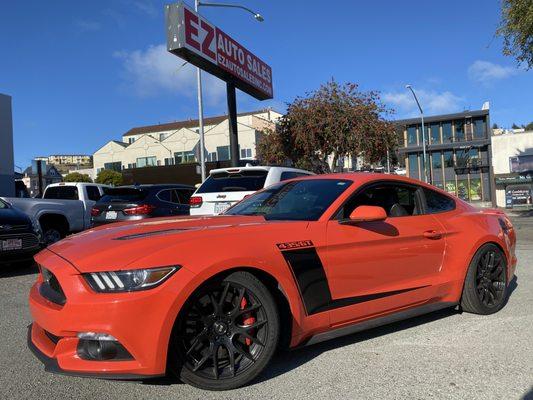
[1,216,532,400]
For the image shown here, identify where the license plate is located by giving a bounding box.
[1,238,22,251]
[214,202,232,214]
[105,211,118,220]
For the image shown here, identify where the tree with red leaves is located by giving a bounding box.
[257,80,397,173]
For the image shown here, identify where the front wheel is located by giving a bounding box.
[461,243,508,315]
[170,271,280,390]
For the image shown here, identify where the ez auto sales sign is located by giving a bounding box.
[166,2,273,100]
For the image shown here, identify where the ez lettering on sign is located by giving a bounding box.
[166,1,273,101]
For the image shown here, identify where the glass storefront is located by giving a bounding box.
[408,154,419,179]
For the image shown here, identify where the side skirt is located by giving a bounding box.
[302,301,457,347]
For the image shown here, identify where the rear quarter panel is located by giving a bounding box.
[432,205,513,303]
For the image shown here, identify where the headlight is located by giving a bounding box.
[84,266,179,292]
[30,216,42,236]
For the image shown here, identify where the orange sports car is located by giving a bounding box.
[28,173,517,390]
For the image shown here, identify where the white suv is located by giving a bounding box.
[189,166,314,216]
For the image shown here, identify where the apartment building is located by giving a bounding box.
[93,109,281,174]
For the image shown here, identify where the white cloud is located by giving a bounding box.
[383,89,464,118]
[114,44,225,105]
[468,60,518,83]
[75,20,101,32]
[133,1,158,17]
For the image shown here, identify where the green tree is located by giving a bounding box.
[497,0,533,69]
[492,123,499,129]
[95,169,123,186]
[512,123,521,129]
[257,80,397,173]
[525,121,533,130]
[63,172,92,183]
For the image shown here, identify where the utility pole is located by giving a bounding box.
[194,0,207,181]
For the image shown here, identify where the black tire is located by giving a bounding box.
[170,271,279,390]
[460,243,508,315]
[41,223,66,245]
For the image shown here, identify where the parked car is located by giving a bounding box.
[2,182,109,244]
[0,197,42,265]
[90,184,194,226]
[27,173,517,390]
[189,165,314,215]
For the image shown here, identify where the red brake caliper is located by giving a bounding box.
[240,296,255,346]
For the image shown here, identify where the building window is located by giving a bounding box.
[473,118,486,139]
[128,137,135,144]
[442,122,452,143]
[159,133,167,141]
[443,151,454,168]
[431,151,442,170]
[430,123,440,144]
[217,146,230,161]
[136,156,156,168]
[407,125,417,146]
[240,148,253,159]
[207,152,217,162]
[408,154,419,179]
[510,154,533,172]
[470,177,482,201]
[454,120,465,142]
[104,162,122,172]
[173,151,196,164]
[164,157,174,166]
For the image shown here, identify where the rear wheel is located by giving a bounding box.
[461,243,508,315]
[170,271,279,390]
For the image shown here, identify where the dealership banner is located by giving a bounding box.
[165,2,273,100]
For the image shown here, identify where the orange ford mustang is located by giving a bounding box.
[28,174,517,390]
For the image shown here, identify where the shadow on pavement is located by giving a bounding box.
[145,276,520,388]
[0,261,38,278]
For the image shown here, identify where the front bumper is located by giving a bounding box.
[28,249,195,379]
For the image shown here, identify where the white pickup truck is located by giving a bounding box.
[2,182,109,244]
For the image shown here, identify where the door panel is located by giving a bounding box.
[325,214,445,325]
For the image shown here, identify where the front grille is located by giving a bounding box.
[0,233,40,250]
[39,268,67,306]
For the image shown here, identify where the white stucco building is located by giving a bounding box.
[93,109,281,174]
[492,129,533,208]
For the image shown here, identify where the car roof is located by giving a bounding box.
[208,165,313,175]
[112,184,194,190]
[46,182,108,187]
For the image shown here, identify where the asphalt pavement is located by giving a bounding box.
[1,216,532,400]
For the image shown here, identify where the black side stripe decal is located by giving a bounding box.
[281,247,429,315]
[281,247,332,315]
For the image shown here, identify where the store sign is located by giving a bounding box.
[165,2,273,100]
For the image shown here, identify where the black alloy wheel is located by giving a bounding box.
[171,271,279,390]
[461,243,508,315]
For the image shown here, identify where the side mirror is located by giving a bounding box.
[340,205,387,225]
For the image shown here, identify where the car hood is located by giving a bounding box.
[0,206,31,228]
[46,215,274,273]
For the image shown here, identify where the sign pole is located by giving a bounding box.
[227,82,239,167]
[194,0,207,182]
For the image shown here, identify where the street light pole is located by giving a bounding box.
[406,85,429,183]
[195,0,207,182]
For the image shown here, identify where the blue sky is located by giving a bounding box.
[1,0,531,169]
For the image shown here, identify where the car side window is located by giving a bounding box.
[157,189,172,203]
[423,188,456,214]
[280,171,309,181]
[86,186,102,201]
[175,189,192,204]
[170,190,182,204]
[339,183,422,219]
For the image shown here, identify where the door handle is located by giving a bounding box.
[423,230,443,240]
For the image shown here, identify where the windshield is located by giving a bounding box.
[99,188,149,203]
[0,199,8,209]
[225,179,352,221]
[196,170,268,193]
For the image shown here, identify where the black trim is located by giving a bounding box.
[302,301,457,346]
[282,247,332,315]
[27,325,164,381]
[321,285,429,313]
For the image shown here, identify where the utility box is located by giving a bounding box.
[0,93,15,197]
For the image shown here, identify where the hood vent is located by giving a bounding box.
[113,228,193,241]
